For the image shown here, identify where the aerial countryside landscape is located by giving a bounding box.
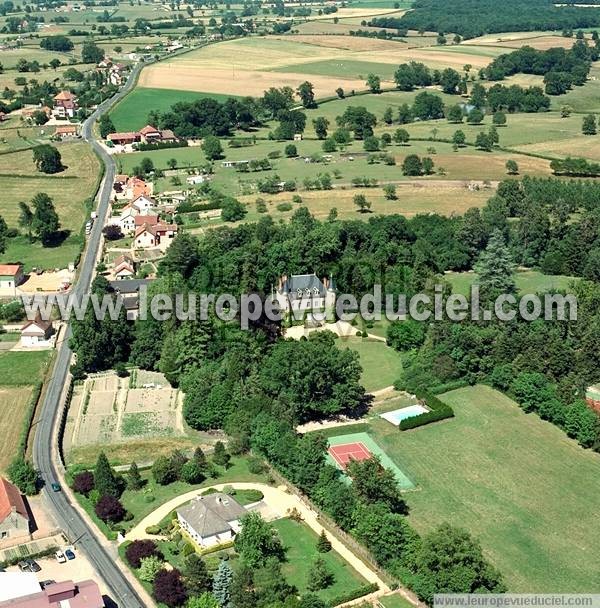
[1,0,600,606]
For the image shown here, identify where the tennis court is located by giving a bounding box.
[327,432,416,490]
[328,441,373,469]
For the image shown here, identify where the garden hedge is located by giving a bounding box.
[398,388,454,430]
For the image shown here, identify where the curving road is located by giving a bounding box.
[32,63,147,608]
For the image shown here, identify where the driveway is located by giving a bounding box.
[125,482,390,593]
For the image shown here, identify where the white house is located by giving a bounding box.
[20,316,54,348]
[275,273,336,317]
[130,194,157,213]
[0,264,24,294]
[114,207,137,234]
[187,174,209,185]
[177,493,246,548]
[133,222,178,251]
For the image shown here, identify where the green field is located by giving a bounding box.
[0,351,51,386]
[363,385,600,592]
[336,336,403,392]
[272,517,368,602]
[445,270,579,296]
[0,142,100,270]
[272,59,401,81]
[551,65,600,113]
[110,87,239,131]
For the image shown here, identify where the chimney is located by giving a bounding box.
[323,277,329,289]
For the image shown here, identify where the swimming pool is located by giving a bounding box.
[380,404,429,426]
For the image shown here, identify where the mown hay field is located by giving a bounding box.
[366,385,600,592]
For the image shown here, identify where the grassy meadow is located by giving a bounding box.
[0,141,101,270]
[364,385,600,592]
[445,270,579,296]
[0,386,34,473]
[0,350,51,471]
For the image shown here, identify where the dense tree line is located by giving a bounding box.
[484,41,597,94]
[383,0,600,39]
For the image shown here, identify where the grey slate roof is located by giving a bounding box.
[280,273,334,299]
[177,493,246,538]
[109,278,153,294]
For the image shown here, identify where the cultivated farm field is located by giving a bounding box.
[64,370,214,466]
[139,36,501,98]
[367,385,600,592]
[0,386,34,473]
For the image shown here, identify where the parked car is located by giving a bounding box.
[55,550,66,563]
[64,549,76,561]
[18,559,41,572]
[51,482,61,492]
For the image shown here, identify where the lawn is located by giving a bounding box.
[366,385,600,592]
[445,270,579,296]
[110,87,238,131]
[379,593,415,608]
[336,336,402,392]
[0,386,33,473]
[272,517,368,602]
[0,351,51,386]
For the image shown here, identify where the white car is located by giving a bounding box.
[55,550,66,564]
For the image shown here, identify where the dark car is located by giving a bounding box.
[18,559,41,572]
[51,482,61,492]
[65,549,76,560]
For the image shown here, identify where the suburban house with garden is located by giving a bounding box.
[275,273,337,318]
[133,221,178,251]
[177,492,246,548]
[0,477,30,544]
[20,316,54,348]
[113,254,136,280]
[52,91,78,119]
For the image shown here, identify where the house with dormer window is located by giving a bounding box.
[275,273,336,317]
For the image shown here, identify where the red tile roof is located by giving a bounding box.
[0,264,22,276]
[55,125,78,134]
[53,90,76,101]
[107,132,139,142]
[134,214,159,227]
[0,477,28,522]
[139,124,160,135]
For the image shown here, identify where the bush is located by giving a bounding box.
[145,525,162,535]
[95,495,126,523]
[398,389,454,430]
[125,539,162,568]
[329,583,379,606]
[247,456,266,474]
[277,202,293,212]
[72,471,95,496]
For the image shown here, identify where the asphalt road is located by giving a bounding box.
[32,63,147,608]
